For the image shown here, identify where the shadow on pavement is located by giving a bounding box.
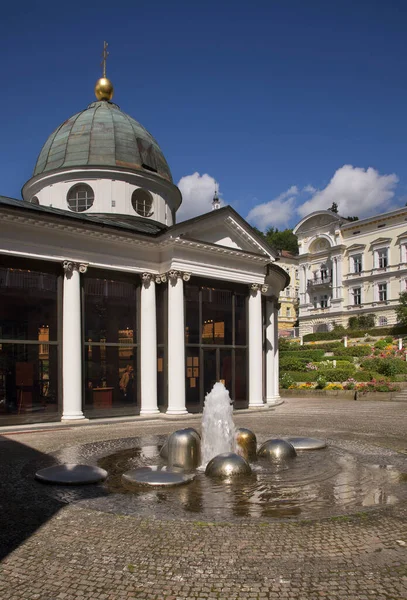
[0,435,107,561]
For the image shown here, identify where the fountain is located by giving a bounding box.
[34,382,407,520]
[201,381,236,466]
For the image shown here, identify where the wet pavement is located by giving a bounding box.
[0,397,406,599]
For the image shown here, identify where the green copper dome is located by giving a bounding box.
[34,101,172,182]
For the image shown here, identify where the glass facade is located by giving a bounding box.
[83,274,139,416]
[185,282,248,409]
[0,263,60,424]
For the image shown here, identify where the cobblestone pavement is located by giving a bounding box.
[0,397,406,600]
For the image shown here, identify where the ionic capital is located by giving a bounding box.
[63,261,88,274]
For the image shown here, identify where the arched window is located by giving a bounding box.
[30,196,40,205]
[378,316,388,327]
[67,184,94,212]
[131,189,153,217]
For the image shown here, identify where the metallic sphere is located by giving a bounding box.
[205,452,252,478]
[167,428,201,470]
[236,428,257,462]
[94,77,114,101]
[257,439,297,461]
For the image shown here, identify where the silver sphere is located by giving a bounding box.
[167,428,201,470]
[257,439,297,460]
[160,428,201,460]
[205,452,252,478]
[235,428,257,462]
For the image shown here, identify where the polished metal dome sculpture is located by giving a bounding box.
[205,452,252,478]
[257,439,297,460]
[167,428,201,470]
[235,428,257,462]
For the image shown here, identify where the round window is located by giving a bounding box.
[30,196,40,205]
[67,184,94,212]
[131,189,153,217]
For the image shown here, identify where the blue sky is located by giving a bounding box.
[2,0,407,229]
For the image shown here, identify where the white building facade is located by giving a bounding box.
[0,80,287,426]
[293,208,407,335]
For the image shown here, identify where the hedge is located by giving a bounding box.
[317,360,356,371]
[280,357,308,372]
[318,356,353,364]
[360,358,407,376]
[279,349,325,361]
[334,346,371,357]
[280,370,385,383]
[303,325,407,342]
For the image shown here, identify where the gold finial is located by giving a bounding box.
[94,41,114,101]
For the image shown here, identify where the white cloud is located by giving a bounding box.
[303,184,316,194]
[177,172,222,221]
[297,165,399,218]
[246,186,299,230]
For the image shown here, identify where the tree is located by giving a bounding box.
[264,227,299,255]
[396,291,407,326]
[329,202,338,213]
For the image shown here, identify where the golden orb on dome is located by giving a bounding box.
[94,77,114,101]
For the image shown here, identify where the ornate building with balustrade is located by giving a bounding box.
[293,208,407,335]
[0,73,288,426]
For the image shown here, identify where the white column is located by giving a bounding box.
[140,274,159,415]
[248,284,264,408]
[167,271,189,415]
[266,297,279,405]
[273,300,281,403]
[332,258,337,299]
[299,265,306,305]
[61,261,86,421]
[337,257,343,299]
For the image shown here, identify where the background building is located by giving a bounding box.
[276,250,299,335]
[293,208,407,335]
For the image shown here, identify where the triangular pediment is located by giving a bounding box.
[346,243,366,252]
[370,237,392,246]
[166,207,277,259]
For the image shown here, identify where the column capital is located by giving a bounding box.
[62,261,88,274]
[141,272,155,283]
[249,283,269,293]
[162,270,192,282]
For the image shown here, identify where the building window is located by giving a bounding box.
[320,265,329,280]
[313,296,318,308]
[353,254,362,273]
[378,283,387,302]
[320,295,329,308]
[131,189,153,217]
[352,287,361,305]
[286,307,291,317]
[377,248,388,269]
[285,287,291,297]
[67,183,94,212]
[378,316,388,326]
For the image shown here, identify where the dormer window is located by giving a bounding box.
[131,189,153,217]
[67,184,94,212]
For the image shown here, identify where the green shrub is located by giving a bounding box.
[361,358,407,375]
[317,360,356,371]
[320,356,353,364]
[315,375,327,389]
[335,346,371,357]
[374,340,388,350]
[303,325,407,342]
[279,350,325,360]
[280,371,319,382]
[280,373,295,389]
[279,357,308,372]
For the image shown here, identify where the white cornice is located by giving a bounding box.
[173,236,269,262]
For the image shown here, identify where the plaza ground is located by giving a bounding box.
[0,397,406,600]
